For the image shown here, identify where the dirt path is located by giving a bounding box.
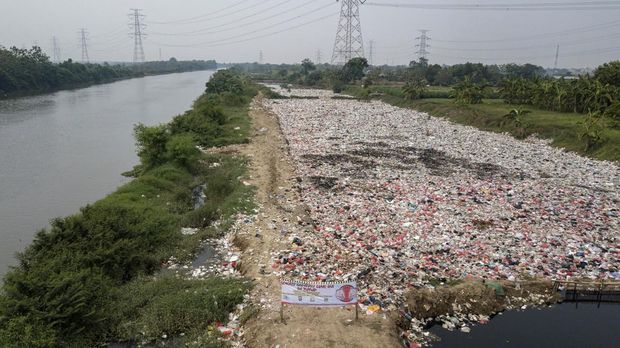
[235,95,402,348]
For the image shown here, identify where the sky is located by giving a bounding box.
[1,0,619,68]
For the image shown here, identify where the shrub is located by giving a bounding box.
[452,77,487,104]
[134,124,170,168]
[165,134,200,168]
[205,70,244,95]
[403,79,427,100]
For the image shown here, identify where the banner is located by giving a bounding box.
[281,280,358,306]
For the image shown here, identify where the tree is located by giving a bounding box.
[594,61,620,87]
[300,58,316,76]
[402,78,427,100]
[340,57,369,83]
[451,76,487,104]
[134,124,170,168]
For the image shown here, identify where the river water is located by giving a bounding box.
[429,302,620,347]
[0,70,215,276]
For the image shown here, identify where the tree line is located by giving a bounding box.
[0,46,217,97]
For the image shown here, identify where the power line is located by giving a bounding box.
[129,9,146,63]
[332,0,366,64]
[153,11,339,49]
[433,19,620,43]
[150,0,324,37]
[152,4,338,47]
[364,1,620,11]
[430,32,620,51]
[150,0,260,25]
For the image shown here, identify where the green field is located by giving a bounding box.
[346,85,620,162]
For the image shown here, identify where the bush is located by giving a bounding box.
[594,61,620,87]
[403,79,427,100]
[134,124,170,168]
[452,77,487,104]
[205,70,244,95]
[166,134,201,168]
[108,275,251,343]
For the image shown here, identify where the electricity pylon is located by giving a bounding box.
[79,28,89,63]
[129,9,146,63]
[415,29,430,61]
[331,0,366,65]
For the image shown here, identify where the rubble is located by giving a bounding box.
[258,87,619,345]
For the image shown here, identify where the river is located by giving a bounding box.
[429,302,620,347]
[0,70,215,276]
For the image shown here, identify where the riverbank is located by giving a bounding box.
[0,45,217,100]
[0,66,218,101]
[0,70,259,346]
[0,70,218,277]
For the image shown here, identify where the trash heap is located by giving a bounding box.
[262,83,350,98]
[164,213,257,278]
[262,93,619,310]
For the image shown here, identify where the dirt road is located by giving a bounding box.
[235,95,401,348]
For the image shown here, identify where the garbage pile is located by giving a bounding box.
[164,213,257,278]
[262,83,350,98]
[262,93,619,308]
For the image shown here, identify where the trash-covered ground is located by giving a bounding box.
[259,88,619,345]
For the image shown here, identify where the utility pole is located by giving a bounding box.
[415,29,430,61]
[259,50,264,64]
[368,40,374,65]
[79,28,89,63]
[129,8,146,63]
[554,44,560,70]
[316,49,322,64]
[331,0,366,65]
[52,36,61,63]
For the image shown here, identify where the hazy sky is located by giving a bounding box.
[1,0,619,68]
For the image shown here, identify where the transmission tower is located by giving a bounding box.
[368,40,374,65]
[331,0,366,65]
[259,50,264,64]
[79,28,89,63]
[52,36,61,63]
[129,9,146,63]
[415,29,430,61]
[554,44,560,70]
[316,49,322,64]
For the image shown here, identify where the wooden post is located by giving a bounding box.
[355,303,359,321]
[280,302,284,323]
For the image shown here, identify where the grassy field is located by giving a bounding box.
[346,85,620,162]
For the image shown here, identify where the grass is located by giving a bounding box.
[345,85,620,162]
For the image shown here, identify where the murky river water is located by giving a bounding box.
[0,70,215,275]
[429,302,620,347]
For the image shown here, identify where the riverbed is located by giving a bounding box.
[0,70,215,275]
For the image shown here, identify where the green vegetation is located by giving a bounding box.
[0,45,217,98]
[0,70,257,347]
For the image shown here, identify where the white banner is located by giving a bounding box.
[281,280,358,306]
